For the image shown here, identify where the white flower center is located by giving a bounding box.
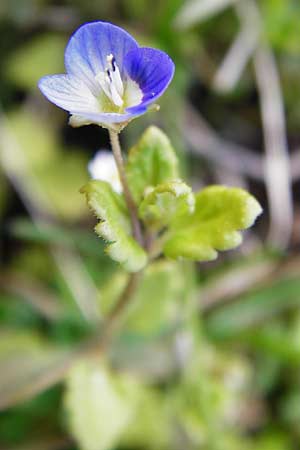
[95,54,124,107]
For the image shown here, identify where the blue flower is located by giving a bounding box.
[38,21,175,130]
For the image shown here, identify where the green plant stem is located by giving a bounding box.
[97,271,143,347]
[109,129,144,247]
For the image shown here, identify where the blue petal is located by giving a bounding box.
[65,21,139,90]
[38,74,99,113]
[123,47,175,113]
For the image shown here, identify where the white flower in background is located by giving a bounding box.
[88,150,122,193]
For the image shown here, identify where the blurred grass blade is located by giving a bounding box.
[213,27,259,92]
[213,0,261,92]
[200,259,277,310]
[0,271,62,320]
[6,436,71,450]
[174,0,238,29]
[0,330,79,411]
[242,326,300,363]
[10,218,107,259]
[205,277,300,339]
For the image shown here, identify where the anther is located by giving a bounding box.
[105,69,112,82]
[107,54,116,72]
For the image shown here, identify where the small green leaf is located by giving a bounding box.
[126,126,179,202]
[163,186,262,261]
[64,360,138,450]
[139,180,195,230]
[81,180,147,272]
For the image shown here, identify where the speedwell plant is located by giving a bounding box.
[39,20,262,450]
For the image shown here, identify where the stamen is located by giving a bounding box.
[106,54,116,71]
[106,69,112,83]
[95,54,125,107]
[106,54,124,97]
[109,81,124,107]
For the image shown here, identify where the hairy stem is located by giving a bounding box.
[109,129,144,246]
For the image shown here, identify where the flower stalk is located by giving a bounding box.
[108,129,144,247]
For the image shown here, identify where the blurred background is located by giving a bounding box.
[1,0,300,449]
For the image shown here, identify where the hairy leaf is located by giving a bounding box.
[81,180,147,272]
[163,186,262,261]
[139,180,195,230]
[126,126,179,202]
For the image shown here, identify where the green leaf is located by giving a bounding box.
[139,180,195,230]
[122,386,170,450]
[163,185,262,261]
[81,180,147,272]
[126,126,179,202]
[64,360,138,450]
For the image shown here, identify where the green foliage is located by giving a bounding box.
[262,0,300,53]
[280,389,300,433]
[0,171,8,217]
[2,2,298,449]
[64,360,138,450]
[122,385,170,450]
[0,329,71,411]
[6,110,89,220]
[174,0,236,29]
[10,218,109,259]
[6,110,59,168]
[163,186,262,261]
[82,127,261,270]
[0,293,41,329]
[5,34,66,90]
[80,180,147,272]
[126,126,179,202]
[99,260,193,335]
[139,179,195,230]
[64,344,254,450]
[205,276,300,341]
[126,260,190,335]
[166,347,253,449]
[0,386,62,446]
